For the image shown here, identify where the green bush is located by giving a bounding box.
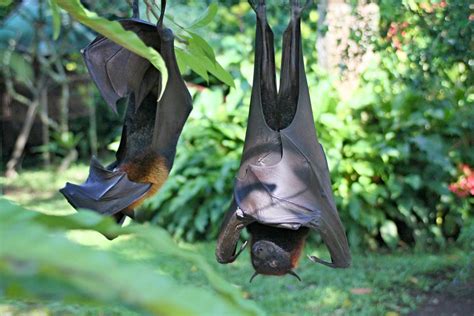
[140,1,473,248]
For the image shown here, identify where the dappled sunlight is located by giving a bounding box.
[306,287,349,313]
[66,230,113,248]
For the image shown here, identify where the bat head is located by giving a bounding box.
[250,240,293,275]
[247,223,309,281]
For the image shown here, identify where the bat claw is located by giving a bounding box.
[234,240,248,258]
[307,254,334,268]
[249,271,259,283]
[288,270,302,281]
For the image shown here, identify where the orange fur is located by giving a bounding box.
[289,236,307,268]
[119,151,169,215]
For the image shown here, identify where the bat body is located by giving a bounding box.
[61,6,192,222]
[216,0,351,281]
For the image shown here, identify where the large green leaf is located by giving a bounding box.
[189,3,218,29]
[0,199,263,316]
[0,0,12,7]
[51,0,167,100]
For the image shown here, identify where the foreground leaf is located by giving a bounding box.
[0,199,263,316]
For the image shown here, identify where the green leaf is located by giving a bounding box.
[0,198,263,316]
[188,31,216,61]
[0,0,12,7]
[52,0,167,100]
[48,0,61,40]
[404,175,421,190]
[352,161,374,177]
[190,3,218,29]
[206,57,235,88]
[380,220,399,249]
[175,47,209,81]
[349,196,361,220]
[185,36,235,87]
[0,51,34,85]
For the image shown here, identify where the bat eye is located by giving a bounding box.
[252,242,268,257]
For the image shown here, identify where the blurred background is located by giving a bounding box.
[1,0,473,315]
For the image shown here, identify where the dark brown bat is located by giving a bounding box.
[216,0,351,282]
[60,0,192,223]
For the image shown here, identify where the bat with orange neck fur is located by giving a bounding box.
[216,0,351,282]
[60,0,192,223]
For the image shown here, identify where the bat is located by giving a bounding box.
[216,0,351,282]
[60,0,192,224]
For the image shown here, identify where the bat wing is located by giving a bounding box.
[82,18,160,113]
[215,199,253,264]
[232,0,350,268]
[60,157,151,216]
[235,131,351,268]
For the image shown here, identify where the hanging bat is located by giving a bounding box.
[60,0,192,223]
[216,0,351,282]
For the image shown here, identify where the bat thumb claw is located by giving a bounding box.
[307,255,334,268]
[234,240,248,259]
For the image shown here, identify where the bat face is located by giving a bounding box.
[248,223,309,277]
[251,240,292,275]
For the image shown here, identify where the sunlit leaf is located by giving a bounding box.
[175,47,209,81]
[52,0,167,100]
[48,0,61,40]
[380,220,399,249]
[189,3,218,29]
[0,198,263,316]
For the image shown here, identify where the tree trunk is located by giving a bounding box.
[316,0,379,99]
[40,86,50,166]
[5,100,40,178]
[88,86,98,157]
[57,59,70,134]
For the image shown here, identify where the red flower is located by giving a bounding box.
[449,164,474,198]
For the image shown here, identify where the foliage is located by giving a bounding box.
[140,1,474,249]
[51,0,234,90]
[2,166,473,315]
[0,198,262,316]
[50,0,168,99]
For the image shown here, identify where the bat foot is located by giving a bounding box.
[248,0,267,18]
[290,0,311,17]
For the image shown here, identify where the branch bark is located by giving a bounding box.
[5,99,40,177]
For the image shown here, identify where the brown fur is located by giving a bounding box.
[289,234,307,268]
[118,151,169,216]
[248,223,310,274]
